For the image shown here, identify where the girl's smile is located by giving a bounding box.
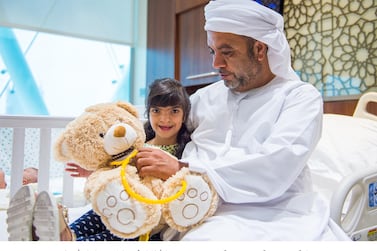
[149,105,184,145]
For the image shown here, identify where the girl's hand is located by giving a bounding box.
[65,163,93,178]
[135,147,182,180]
[0,169,7,189]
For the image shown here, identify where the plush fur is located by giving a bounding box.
[54,101,218,239]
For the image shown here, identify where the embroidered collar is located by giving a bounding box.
[111,146,135,161]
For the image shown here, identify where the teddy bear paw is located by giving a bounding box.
[95,179,161,238]
[163,174,217,231]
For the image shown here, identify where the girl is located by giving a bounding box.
[60,77,191,241]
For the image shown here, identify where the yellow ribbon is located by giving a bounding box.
[111,149,187,205]
[138,233,149,241]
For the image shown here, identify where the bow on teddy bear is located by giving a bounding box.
[54,101,218,240]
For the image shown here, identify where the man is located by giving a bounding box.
[136,0,350,240]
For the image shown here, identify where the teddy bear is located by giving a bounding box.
[54,101,218,239]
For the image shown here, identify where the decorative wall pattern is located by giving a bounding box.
[284,0,377,98]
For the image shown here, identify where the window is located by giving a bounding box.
[0,0,148,116]
[0,27,139,116]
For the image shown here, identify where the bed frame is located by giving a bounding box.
[329,91,377,241]
[353,92,377,120]
[0,115,75,206]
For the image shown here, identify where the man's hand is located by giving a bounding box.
[136,147,185,180]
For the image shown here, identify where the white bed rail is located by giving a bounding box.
[0,115,75,206]
[330,167,377,241]
[353,92,377,121]
[328,91,377,240]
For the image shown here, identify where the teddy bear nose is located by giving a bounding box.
[113,125,126,137]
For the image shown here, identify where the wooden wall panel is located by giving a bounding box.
[324,99,377,116]
[175,0,208,14]
[323,100,357,116]
[146,0,175,85]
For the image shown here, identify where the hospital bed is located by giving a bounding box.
[0,93,377,241]
[312,91,377,241]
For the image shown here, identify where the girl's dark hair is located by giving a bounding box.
[144,78,191,158]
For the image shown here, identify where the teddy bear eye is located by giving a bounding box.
[99,133,105,138]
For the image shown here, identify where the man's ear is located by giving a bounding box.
[255,41,268,61]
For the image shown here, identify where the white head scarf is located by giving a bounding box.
[204,0,299,81]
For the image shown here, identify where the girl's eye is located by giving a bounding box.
[151,108,159,113]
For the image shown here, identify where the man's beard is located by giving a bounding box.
[221,70,248,90]
[223,59,261,91]
[224,74,249,91]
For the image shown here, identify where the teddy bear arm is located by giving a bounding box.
[161,168,219,232]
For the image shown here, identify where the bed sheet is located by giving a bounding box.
[308,113,377,204]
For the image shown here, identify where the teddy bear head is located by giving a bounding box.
[54,101,145,171]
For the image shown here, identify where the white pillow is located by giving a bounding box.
[309,114,377,203]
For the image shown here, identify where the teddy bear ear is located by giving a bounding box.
[116,101,139,118]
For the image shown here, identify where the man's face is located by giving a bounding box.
[207,31,263,92]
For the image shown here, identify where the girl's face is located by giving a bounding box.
[149,105,184,145]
